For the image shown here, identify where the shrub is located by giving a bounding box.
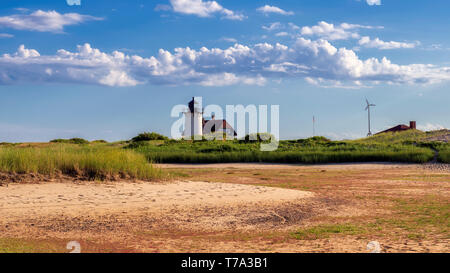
[438,149,450,163]
[131,132,168,142]
[240,133,276,143]
[296,136,331,145]
[91,140,108,144]
[0,142,15,147]
[50,138,89,144]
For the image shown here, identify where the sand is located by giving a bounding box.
[1,163,448,253]
[0,180,313,221]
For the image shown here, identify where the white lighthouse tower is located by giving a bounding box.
[183,97,203,138]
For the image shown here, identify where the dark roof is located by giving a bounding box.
[203,119,237,136]
[376,124,411,134]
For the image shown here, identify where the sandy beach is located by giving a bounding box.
[0,163,448,253]
[0,180,313,221]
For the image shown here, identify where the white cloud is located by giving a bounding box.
[169,0,245,20]
[417,123,446,131]
[262,22,282,31]
[275,32,289,37]
[0,10,103,33]
[288,22,300,30]
[359,36,417,50]
[15,44,40,58]
[14,8,30,13]
[220,37,237,43]
[1,40,450,88]
[305,77,370,89]
[257,5,294,16]
[0,33,13,38]
[154,4,172,11]
[98,70,141,87]
[366,0,381,6]
[199,72,266,86]
[300,21,379,40]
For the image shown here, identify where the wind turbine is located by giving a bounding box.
[365,99,376,136]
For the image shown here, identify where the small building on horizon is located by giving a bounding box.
[376,121,418,135]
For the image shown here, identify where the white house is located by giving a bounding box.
[183,97,236,138]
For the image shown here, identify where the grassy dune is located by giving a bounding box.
[132,134,437,164]
[143,149,434,164]
[350,129,448,144]
[0,144,162,180]
[0,130,447,179]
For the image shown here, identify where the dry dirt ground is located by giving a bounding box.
[0,163,449,253]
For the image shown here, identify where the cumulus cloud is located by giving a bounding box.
[257,5,294,16]
[1,40,450,88]
[358,36,417,50]
[169,0,245,20]
[0,10,103,33]
[15,44,40,58]
[301,21,381,40]
[366,0,381,6]
[417,123,446,131]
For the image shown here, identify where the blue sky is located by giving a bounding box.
[0,0,449,142]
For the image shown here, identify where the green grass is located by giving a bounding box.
[130,136,436,164]
[0,144,162,180]
[369,196,450,240]
[291,224,364,240]
[438,149,450,163]
[124,130,447,164]
[350,129,448,144]
[0,238,65,253]
[291,197,449,242]
[0,130,447,177]
[141,149,433,164]
[391,197,449,233]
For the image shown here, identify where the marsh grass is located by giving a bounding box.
[136,146,434,164]
[1,130,446,177]
[0,144,162,180]
[128,130,446,164]
[291,224,364,240]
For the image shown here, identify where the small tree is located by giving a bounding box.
[50,138,89,144]
[131,132,168,142]
[240,133,276,143]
